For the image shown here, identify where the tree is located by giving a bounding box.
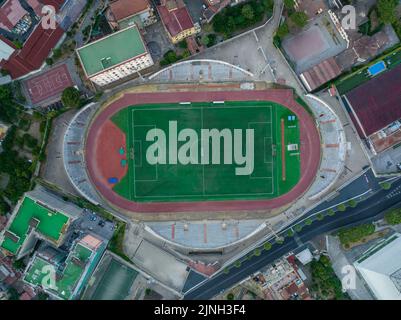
[287,229,294,237]
[377,0,398,24]
[290,11,308,28]
[242,4,255,20]
[317,213,324,221]
[337,203,347,212]
[327,209,335,216]
[45,58,54,66]
[295,224,302,232]
[61,87,81,109]
[263,242,272,250]
[254,248,261,256]
[385,209,401,225]
[380,182,391,190]
[305,218,313,226]
[283,0,294,9]
[348,199,357,208]
[234,260,242,268]
[276,22,289,39]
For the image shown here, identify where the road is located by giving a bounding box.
[184,177,401,300]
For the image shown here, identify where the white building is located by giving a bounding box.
[76,26,154,86]
[354,233,401,300]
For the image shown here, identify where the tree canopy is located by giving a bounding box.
[61,87,81,109]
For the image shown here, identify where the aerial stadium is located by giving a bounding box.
[65,90,320,215]
[61,59,349,252]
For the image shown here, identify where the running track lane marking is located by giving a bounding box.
[281,118,286,181]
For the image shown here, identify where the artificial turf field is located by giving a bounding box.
[110,101,301,202]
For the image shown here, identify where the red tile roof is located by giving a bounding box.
[301,57,342,91]
[158,4,194,38]
[109,0,149,21]
[346,63,401,137]
[2,23,64,78]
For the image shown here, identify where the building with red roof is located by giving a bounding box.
[157,0,199,44]
[0,22,64,79]
[107,0,156,30]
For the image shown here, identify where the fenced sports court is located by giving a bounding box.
[86,256,138,300]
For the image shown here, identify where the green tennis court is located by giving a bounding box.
[110,101,301,202]
[89,259,138,300]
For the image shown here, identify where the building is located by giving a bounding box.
[76,25,154,86]
[250,255,311,300]
[0,0,29,32]
[342,63,401,154]
[23,234,106,300]
[106,0,156,30]
[354,233,401,300]
[0,23,64,79]
[157,0,199,44]
[300,57,343,91]
[0,189,82,259]
[0,35,15,62]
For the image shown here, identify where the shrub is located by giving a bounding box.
[348,199,357,208]
[338,223,375,246]
[337,203,347,212]
[384,209,401,225]
[263,242,272,250]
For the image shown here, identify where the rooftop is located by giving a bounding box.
[354,234,401,300]
[157,1,194,38]
[345,63,401,137]
[1,23,64,79]
[76,25,147,77]
[109,0,149,21]
[24,237,104,300]
[0,0,28,31]
[0,196,70,255]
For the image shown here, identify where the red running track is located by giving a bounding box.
[85,89,321,213]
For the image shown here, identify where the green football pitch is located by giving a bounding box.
[110,101,301,202]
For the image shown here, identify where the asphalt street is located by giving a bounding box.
[184,176,401,300]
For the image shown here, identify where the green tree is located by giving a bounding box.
[61,87,81,109]
[276,22,289,39]
[377,0,398,24]
[327,209,335,216]
[348,199,357,208]
[283,0,294,9]
[317,213,324,221]
[295,224,302,232]
[290,11,308,28]
[305,218,313,226]
[337,203,346,212]
[263,242,272,250]
[254,248,261,256]
[234,260,242,268]
[242,4,255,20]
[384,209,401,225]
[380,182,391,190]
